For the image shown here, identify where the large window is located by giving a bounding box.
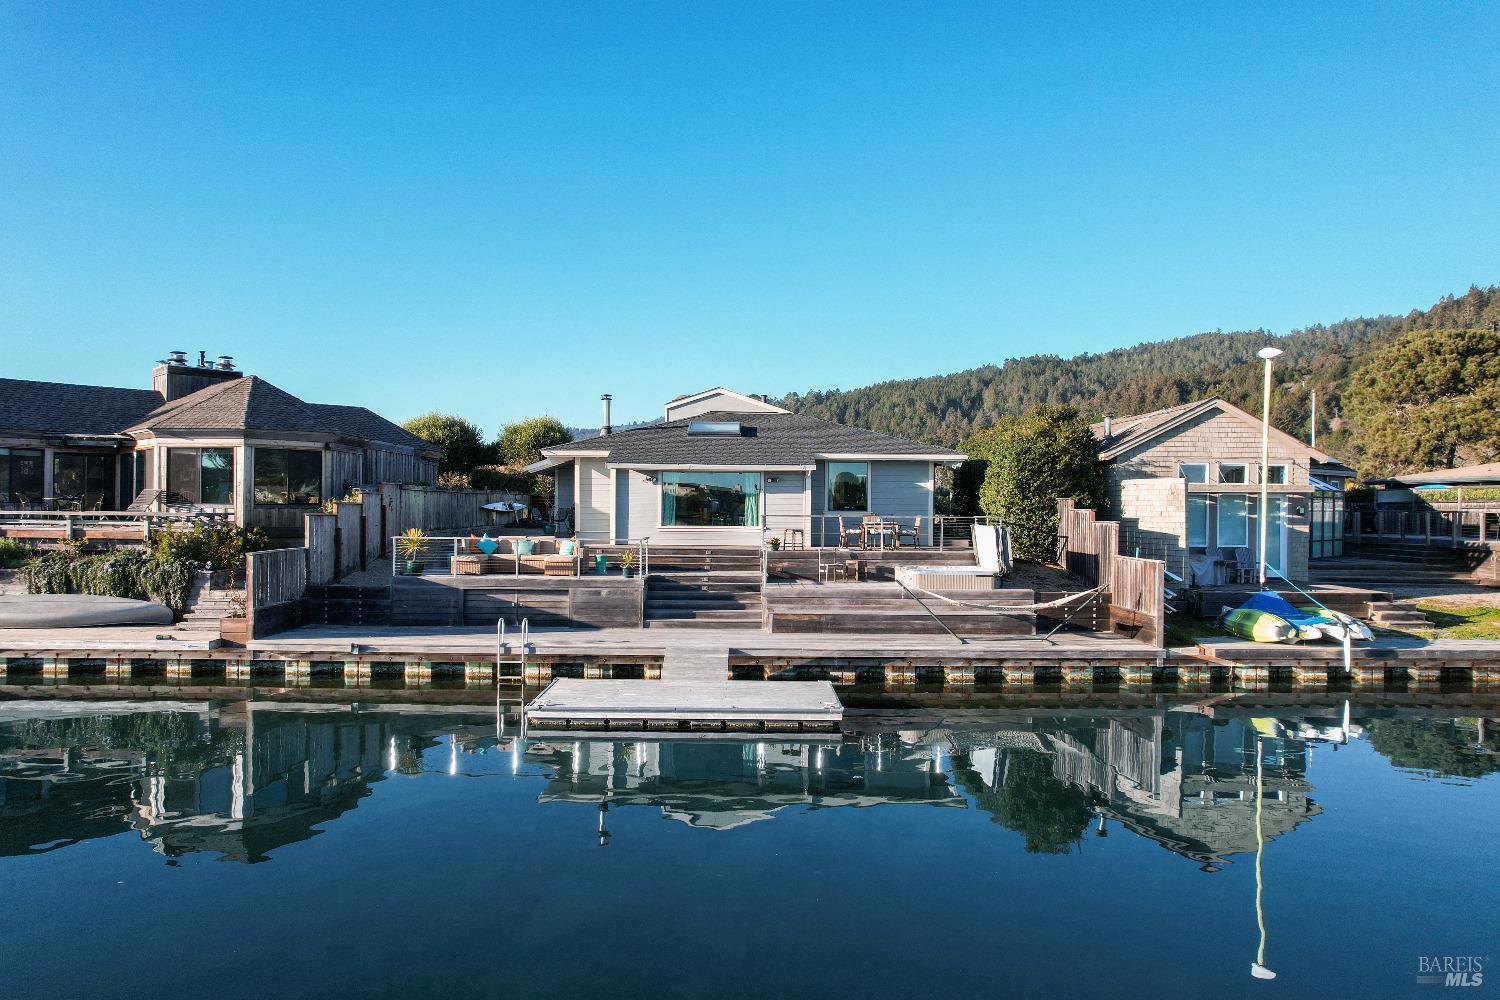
[1216,494,1249,547]
[0,448,44,504]
[1263,463,1288,485]
[661,472,761,528]
[1187,496,1210,547]
[168,448,234,505]
[826,462,869,512]
[52,453,115,510]
[254,448,323,505]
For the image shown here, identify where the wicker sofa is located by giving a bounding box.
[452,537,582,576]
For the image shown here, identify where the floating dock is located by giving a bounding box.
[524,677,843,732]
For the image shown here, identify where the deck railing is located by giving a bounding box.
[1345,507,1498,545]
[760,513,998,551]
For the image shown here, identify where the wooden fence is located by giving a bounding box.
[246,546,309,639]
[1056,499,1119,589]
[305,512,336,586]
[379,484,529,538]
[1108,554,1166,649]
[1055,498,1165,649]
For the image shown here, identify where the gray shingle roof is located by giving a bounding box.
[309,403,436,452]
[0,378,163,437]
[544,410,965,466]
[0,373,436,456]
[127,376,330,434]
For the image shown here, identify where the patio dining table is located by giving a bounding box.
[860,520,900,549]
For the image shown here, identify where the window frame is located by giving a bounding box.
[1216,494,1250,547]
[1216,462,1249,485]
[0,447,45,504]
[1187,495,1210,548]
[1262,463,1288,485]
[826,461,871,513]
[658,470,763,529]
[253,447,324,506]
[1178,462,1208,484]
[167,447,235,506]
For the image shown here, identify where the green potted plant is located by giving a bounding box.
[397,528,428,575]
[767,535,781,551]
[620,549,636,579]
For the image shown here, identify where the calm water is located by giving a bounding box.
[1,699,1496,1000]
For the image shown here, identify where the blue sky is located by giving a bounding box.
[3,4,1497,430]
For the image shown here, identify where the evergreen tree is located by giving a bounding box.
[1343,327,1500,477]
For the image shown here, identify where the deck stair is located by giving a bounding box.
[645,572,764,629]
[176,576,242,634]
[1309,542,1491,587]
[301,585,394,626]
[1367,602,1432,630]
[763,582,1035,636]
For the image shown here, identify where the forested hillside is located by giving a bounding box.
[778,285,1500,462]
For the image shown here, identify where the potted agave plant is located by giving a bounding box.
[397,528,429,575]
[620,549,636,579]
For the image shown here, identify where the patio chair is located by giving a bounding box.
[895,517,922,547]
[1231,546,1257,584]
[836,517,862,548]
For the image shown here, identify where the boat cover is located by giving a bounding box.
[0,594,174,629]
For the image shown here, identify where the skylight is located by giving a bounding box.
[687,421,742,436]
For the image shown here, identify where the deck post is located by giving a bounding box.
[404,661,432,687]
[346,660,371,686]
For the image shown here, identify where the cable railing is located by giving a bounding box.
[759,513,999,551]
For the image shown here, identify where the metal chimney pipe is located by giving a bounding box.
[601,394,613,435]
[1103,415,1113,438]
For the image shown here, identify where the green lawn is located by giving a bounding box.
[1413,602,1500,640]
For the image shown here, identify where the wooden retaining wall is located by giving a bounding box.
[391,576,644,628]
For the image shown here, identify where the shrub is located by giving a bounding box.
[963,405,1105,563]
[149,523,269,571]
[21,550,198,613]
[0,538,33,569]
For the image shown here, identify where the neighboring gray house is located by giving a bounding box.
[0,352,438,539]
[526,388,966,546]
[1094,397,1354,583]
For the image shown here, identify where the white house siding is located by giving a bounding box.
[576,458,611,542]
[763,473,810,545]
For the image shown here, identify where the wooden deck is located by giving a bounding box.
[241,624,1162,663]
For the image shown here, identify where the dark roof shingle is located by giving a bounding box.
[0,378,163,437]
[543,410,964,466]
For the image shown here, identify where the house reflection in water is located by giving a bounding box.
[949,712,1327,864]
[0,707,466,863]
[530,738,966,831]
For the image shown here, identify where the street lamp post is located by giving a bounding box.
[1256,347,1284,588]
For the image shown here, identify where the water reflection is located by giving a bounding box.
[1,701,1495,866]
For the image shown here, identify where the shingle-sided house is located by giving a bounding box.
[0,352,437,537]
[1094,397,1354,583]
[525,388,966,546]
